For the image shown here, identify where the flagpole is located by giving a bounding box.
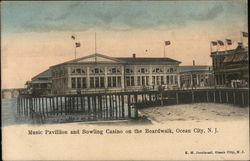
[225,40,227,52]
[75,45,76,59]
[95,32,97,64]
[210,42,212,53]
[164,44,166,57]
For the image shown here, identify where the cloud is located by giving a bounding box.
[5,1,246,33]
[44,2,83,21]
[191,5,224,21]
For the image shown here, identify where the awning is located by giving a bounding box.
[233,54,247,62]
[223,54,234,63]
[31,80,52,84]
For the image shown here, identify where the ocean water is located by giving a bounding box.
[2,96,136,126]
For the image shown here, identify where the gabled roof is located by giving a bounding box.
[180,65,212,73]
[50,53,181,69]
[32,69,51,80]
[116,57,181,64]
[51,53,125,68]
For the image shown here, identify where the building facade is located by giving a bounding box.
[210,44,248,88]
[26,69,52,95]
[180,66,214,89]
[50,53,181,94]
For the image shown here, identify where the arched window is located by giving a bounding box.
[108,67,120,74]
[138,68,148,74]
[72,68,85,74]
[125,68,133,73]
[152,68,163,73]
[91,68,104,74]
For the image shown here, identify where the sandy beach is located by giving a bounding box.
[140,103,249,124]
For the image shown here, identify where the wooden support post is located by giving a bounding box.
[93,96,96,119]
[23,98,26,116]
[45,97,48,116]
[128,95,131,118]
[80,96,83,112]
[109,95,113,119]
[49,97,52,115]
[121,94,125,118]
[160,92,163,106]
[206,91,209,102]
[52,97,55,115]
[213,91,216,103]
[219,91,222,103]
[87,96,91,114]
[192,91,194,103]
[60,96,63,115]
[241,92,244,106]
[83,96,86,112]
[115,95,118,120]
[226,91,229,103]
[38,97,41,116]
[17,97,19,115]
[42,97,45,119]
[134,94,138,118]
[29,98,32,119]
[176,92,179,104]
[99,95,103,119]
[76,96,79,112]
[72,96,74,114]
[65,96,68,115]
[104,94,109,119]
[18,97,21,116]
[233,91,236,104]
[117,95,121,119]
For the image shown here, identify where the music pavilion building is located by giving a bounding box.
[49,53,181,94]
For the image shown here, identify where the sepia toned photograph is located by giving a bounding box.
[1,1,249,160]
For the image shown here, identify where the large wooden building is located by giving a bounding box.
[180,65,214,89]
[50,53,181,94]
[210,44,248,88]
[25,69,52,95]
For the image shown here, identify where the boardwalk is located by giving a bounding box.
[14,88,249,124]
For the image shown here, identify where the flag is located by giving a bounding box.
[217,40,224,46]
[211,41,218,46]
[75,42,80,47]
[242,32,248,37]
[226,39,232,45]
[71,35,76,40]
[165,41,171,45]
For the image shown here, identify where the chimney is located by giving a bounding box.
[193,60,195,66]
[132,53,136,58]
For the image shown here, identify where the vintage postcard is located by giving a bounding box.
[1,1,249,160]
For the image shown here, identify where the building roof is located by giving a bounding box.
[51,53,181,68]
[211,45,248,56]
[30,80,52,84]
[180,65,212,73]
[116,57,181,64]
[32,69,51,80]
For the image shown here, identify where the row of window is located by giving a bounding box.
[126,67,177,74]
[54,67,178,76]
[72,77,87,89]
[71,76,122,89]
[125,75,178,86]
[71,67,121,75]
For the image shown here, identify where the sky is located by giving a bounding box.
[1,1,248,89]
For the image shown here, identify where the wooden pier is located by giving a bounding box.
[17,88,249,124]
